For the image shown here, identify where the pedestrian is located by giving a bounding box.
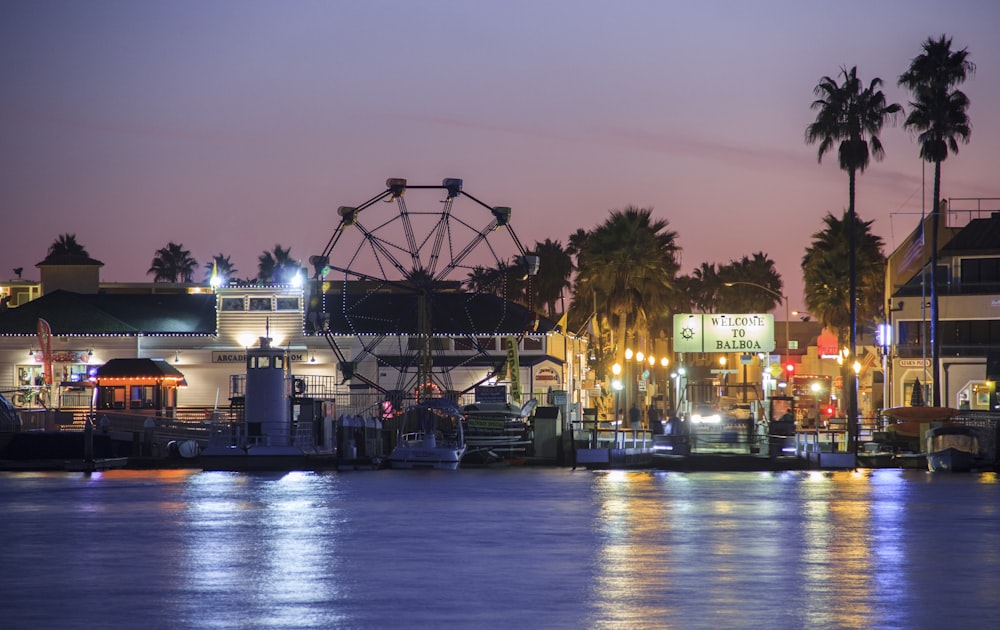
[629,404,641,429]
[646,405,658,432]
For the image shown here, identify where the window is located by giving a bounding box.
[453,337,475,351]
[130,385,156,409]
[275,297,299,311]
[249,297,272,311]
[522,337,542,351]
[407,337,451,351]
[221,297,245,311]
[960,257,1000,293]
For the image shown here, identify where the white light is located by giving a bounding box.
[691,412,721,424]
[291,272,303,288]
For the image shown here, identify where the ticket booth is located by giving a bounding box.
[94,358,187,418]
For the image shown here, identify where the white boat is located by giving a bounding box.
[389,398,466,470]
[461,398,536,460]
[926,425,979,472]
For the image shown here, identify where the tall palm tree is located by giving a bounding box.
[203,253,238,284]
[147,242,198,283]
[45,233,89,260]
[898,35,975,407]
[806,65,900,443]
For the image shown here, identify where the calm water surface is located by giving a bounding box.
[4,468,999,629]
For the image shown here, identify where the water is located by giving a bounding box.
[3,468,999,630]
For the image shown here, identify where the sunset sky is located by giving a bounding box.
[3,0,998,314]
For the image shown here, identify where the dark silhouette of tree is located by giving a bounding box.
[147,242,198,283]
[717,253,784,313]
[203,253,238,284]
[527,238,574,320]
[898,35,975,407]
[258,244,301,283]
[574,206,680,373]
[806,64,900,449]
[802,211,885,340]
[45,233,89,261]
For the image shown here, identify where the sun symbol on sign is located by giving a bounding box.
[681,327,695,340]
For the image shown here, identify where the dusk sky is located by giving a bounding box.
[3,0,998,314]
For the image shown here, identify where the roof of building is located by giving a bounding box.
[314,291,556,336]
[35,253,105,267]
[942,212,1000,254]
[0,290,217,336]
[95,358,187,380]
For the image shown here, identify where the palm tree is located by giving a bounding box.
[258,244,300,283]
[802,211,886,339]
[574,206,680,384]
[45,233,89,260]
[803,210,886,451]
[898,35,975,407]
[806,65,900,444]
[203,254,238,284]
[147,242,198,283]
[717,253,784,313]
[527,238,574,320]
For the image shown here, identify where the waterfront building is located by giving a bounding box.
[0,262,590,424]
[885,201,1000,410]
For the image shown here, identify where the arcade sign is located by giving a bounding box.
[673,313,775,353]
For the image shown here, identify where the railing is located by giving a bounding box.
[571,421,653,449]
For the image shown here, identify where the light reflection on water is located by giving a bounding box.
[3,468,999,629]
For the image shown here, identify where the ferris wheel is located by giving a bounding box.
[307,178,539,403]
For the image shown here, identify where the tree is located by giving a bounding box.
[526,238,574,321]
[258,244,301,283]
[898,35,975,407]
[717,253,784,313]
[802,211,885,340]
[45,233,89,261]
[574,206,680,380]
[203,253,238,284]
[147,242,198,283]
[803,211,886,445]
[806,64,900,448]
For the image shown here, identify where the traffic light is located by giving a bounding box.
[785,363,795,377]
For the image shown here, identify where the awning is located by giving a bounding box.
[94,358,188,386]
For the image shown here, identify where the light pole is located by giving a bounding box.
[611,362,623,446]
[723,281,789,366]
[811,381,822,453]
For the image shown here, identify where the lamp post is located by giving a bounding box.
[811,381,822,453]
[723,281,789,365]
[612,362,623,447]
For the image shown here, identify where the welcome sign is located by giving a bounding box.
[673,313,775,353]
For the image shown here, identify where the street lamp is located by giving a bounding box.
[724,281,790,365]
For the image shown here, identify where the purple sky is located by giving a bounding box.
[3,1,999,314]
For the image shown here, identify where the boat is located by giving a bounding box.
[389,398,467,470]
[461,398,536,461]
[926,425,980,472]
[883,406,959,423]
[200,336,342,472]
